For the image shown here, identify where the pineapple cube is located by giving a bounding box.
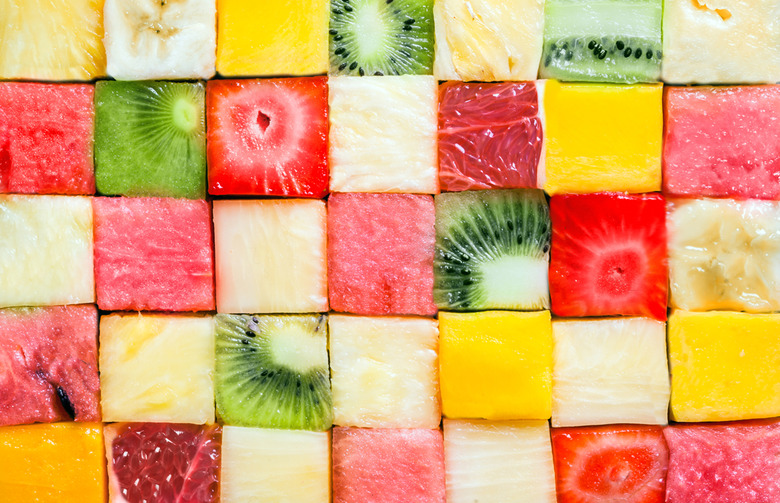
[0,195,94,308]
[99,313,215,424]
[443,419,556,503]
[669,310,780,422]
[329,76,438,194]
[221,426,330,503]
[552,318,670,427]
[213,199,328,314]
[329,315,440,428]
[439,311,552,420]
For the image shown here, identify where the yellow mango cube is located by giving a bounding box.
[439,311,552,420]
[669,310,780,422]
[542,80,662,195]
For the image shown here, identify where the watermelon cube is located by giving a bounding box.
[438,81,543,192]
[329,315,440,429]
[207,77,329,198]
[0,305,99,426]
[664,86,780,199]
[332,427,446,503]
[328,193,436,316]
[93,197,214,312]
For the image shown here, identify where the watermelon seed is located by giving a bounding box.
[55,386,76,419]
[256,111,271,134]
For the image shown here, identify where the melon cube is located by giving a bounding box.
[439,311,552,420]
[221,426,330,503]
[328,193,435,316]
[552,318,670,427]
[93,197,214,312]
[668,310,780,422]
[329,76,438,194]
[99,313,215,424]
[0,195,94,308]
[542,81,663,195]
[443,419,556,503]
[213,199,328,314]
[333,427,445,503]
[329,315,440,428]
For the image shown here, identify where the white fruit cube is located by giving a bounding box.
[443,419,556,503]
[0,195,94,308]
[221,426,330,503]
[329,315,440,428]
[552,318,670,427]
[328,76,438,194]
[213,199,328,314]
[104,0,217,80]
[100,313,215,423]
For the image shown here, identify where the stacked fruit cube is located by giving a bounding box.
[1,0,780,502]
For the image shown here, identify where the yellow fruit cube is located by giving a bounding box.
[669,310,780,422]
[439,311,552,420]
[217,0,329,76]
[542,80,662,195]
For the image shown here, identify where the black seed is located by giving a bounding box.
[334,34,342,41]
[635,48,643,58]
[332,9,342,14]
[562,42,568,49]
[404,18,415,24]
[335,47,345,55]
[462,269,471,275]
[566,51,573,61]
[374,71,383,76]
[517,235,524,245]
[339,63,347,70]
[624,47,632,57]
[402,24,412,31]
[551,43,558,51]
[463,279,473,286]
[598,49,607,59]
[344,4,352,11]
[261,370,269,377]
[507,221,514,231]
[310,383,315,391]
[616,40,625,50]
[342,51,349,58]
[544,55,551,67]
[588,40,596,50]
[359,67,365,76]
[329,29,338,35]
[56,386,76,419]
[349,61,358,70]
[400,49,411,57]
[543,244,550,253]
[241,338,249,345]
[656,50,662,59]
[646,49,653,59]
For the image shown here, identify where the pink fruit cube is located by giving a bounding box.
[328,193,436,316]
[93,197,214,312]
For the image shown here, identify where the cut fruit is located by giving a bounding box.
[433,0,545,81]
[550,193,668,320]
[328,0,434,76]
[215,314,333,431]
[552,317,670,427]
[551,425,668,503]
[207,77,329,197]
[106,422,221,503]
[443,419,556,503]
[95,80,207,199]
[328,75,438,193]
[329,314,440,428]
[540,0,663,83]
[437,81,543,192]
[434,189,550,311]
[328,193,436,316]
[104,0,216,80]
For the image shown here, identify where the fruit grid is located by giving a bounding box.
[1,0,780,502]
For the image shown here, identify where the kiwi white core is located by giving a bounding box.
[353,1,392,61]
[172,97,198,132]
[269,325,327,374]
[479,255,550,309]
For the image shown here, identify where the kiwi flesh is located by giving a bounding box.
[329,0,434,76]
[434,189,551,311]
[215,314,333,431]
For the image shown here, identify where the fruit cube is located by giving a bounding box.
[433,0,544,81]
[329,76,438,193]
[329,315,440,428]
[0,195,94,308]
[439,311,552,420]
[552,318,670,427]
[104,0,216,80]
[669,310,780,422]
[95,80,207,199]
[105,423,221,503]
[662,0,780,83]
[664,86,780,199]
[99,313,215,424]
[213,199,328,314]
[542,81,663,195]
[668,198,780,312]
[0,305,99,426]
[333,427,445,503]
[550,193,668,320]
[0,83,94,194]
[328,193,435,316]
[221,426,330,503]
[93,197,214,312]
[0,422,105,503]
[438,82,542,192]
[0,0,105,81]
[443,419,556,503]
[216,0,329,76]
